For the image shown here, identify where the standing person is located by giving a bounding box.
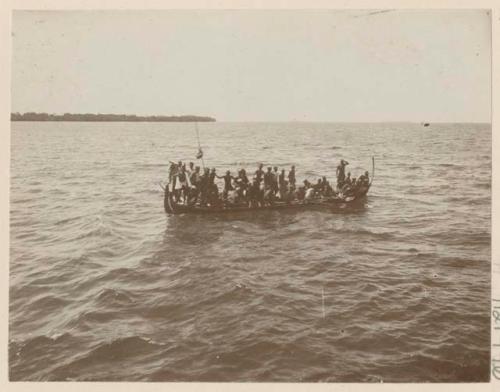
[217,170,235,199]
[288,165,296,187]
[278,169,286,188]
[263,167,273,190]
[182,163,193,189]
[263,167,275,204]
[168,162,178,191]
[174,160,183,195]
[237,169,250,200]
[239,169,249,186]
[336,159,349,188]
[246,179,258,207]
[278,169,287,200]
[177,165,189,204]
[209,168,219,202]
[272,166,280,195]
[190,166,201,187]
[199,168,210,206]
[255,163,265,184]
[189,166,201,203]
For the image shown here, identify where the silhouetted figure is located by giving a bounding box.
[288,166,296,187]
[199,168,210,206]
[263,167,273,190]
[255,163,264,184]
[336,159,349,188]
[217,170,236,199]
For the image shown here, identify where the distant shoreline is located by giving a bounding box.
[10,112,216,122]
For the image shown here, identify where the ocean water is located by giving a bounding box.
[9,121,491,382]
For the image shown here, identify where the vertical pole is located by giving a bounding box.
[195,122,206,170]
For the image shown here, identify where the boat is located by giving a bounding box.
[163,158,374,215]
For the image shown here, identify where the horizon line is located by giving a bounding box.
[9,111,491,124]
[10,120,491,124]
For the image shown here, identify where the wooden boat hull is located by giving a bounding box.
[164,185,371,215]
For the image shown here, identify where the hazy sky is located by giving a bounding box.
[11,10,491,122]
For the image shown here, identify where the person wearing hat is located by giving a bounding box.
[336,159,349,188]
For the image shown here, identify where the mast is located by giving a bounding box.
[195,122,205,170]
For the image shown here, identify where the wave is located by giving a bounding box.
[73,215,128,242]
[398,352,489,382]
[54,215,84,226]
[10,197,35,205]
[47,336,165,381]
[23,295,71,313]
[95,288,135,305]
[10,333,76,360]
[333,227,397,240]
[440,231,490,247]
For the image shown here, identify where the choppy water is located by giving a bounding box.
[9,122,491,382]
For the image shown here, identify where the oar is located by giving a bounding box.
[369,156,375,186]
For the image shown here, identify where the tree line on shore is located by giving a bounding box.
[11,112,216,122]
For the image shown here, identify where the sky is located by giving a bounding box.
[11,10,491,122]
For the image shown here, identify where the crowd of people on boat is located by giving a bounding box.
[167,159,370,207]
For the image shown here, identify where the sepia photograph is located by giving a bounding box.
[8,7,492,383]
